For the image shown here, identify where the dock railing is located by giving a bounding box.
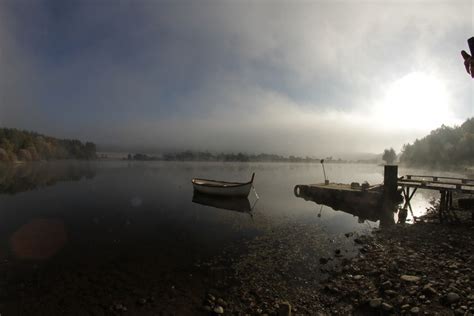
[398,174,474,223]
[399,175,474,194]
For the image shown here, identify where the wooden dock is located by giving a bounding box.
[295,166,474,224]
[398,175,474,222]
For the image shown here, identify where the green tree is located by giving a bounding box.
[382,148,397,165]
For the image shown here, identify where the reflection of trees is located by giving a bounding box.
[0,162,96,195]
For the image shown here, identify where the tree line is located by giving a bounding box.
[0,128,97,162]
[399,118,474,167]
[127,151,350,163]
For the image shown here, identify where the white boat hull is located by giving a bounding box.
[192,182,252,197]
[191,173,255,197]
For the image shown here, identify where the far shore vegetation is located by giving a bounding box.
[0,128,97,162]
[399,117,474,168]
[125,152,379,164]
[2,117,473,168]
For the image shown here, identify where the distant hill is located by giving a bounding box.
[0,128,97,162]
[400,118,474,167]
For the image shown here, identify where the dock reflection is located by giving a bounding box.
[192,192,255,214]
[295,189,396,227]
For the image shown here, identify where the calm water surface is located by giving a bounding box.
[0,161,467,265]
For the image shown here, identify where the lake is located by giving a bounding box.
[0,161,466,261]
[0,161,467,313]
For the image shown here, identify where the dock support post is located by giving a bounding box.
[381,165,398,227]
[384,165,398,202]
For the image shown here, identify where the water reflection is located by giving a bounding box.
[295,188,396,227]
[0,162,95,195]
[192,192,255,214]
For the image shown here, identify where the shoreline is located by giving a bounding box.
[1,217,473,315]
[199,220,474,315]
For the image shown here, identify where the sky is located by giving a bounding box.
[0,0,473,157]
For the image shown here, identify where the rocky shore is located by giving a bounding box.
[1,213,473,315]
[200,220,474,315]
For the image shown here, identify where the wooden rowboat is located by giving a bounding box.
[192,173,255,197]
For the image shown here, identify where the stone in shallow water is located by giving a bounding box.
[400,275,421,282]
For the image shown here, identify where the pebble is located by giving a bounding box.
[217,298,227,307]
[384,290,397,296]
[369,298,382,309]
[401,275,421,282]
[213,306,224,314]
[410,306,420,314]
[422,284,437,296]
[381,302,393,311]
[278,301,291,316]
[446,292,460,305]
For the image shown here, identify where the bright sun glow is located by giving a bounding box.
[376,72,455,130]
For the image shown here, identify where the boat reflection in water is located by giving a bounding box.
[294,188,397,227]
[192,192,256,215]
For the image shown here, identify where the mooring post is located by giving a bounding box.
[384,165,398,202]
[381,165,398,226]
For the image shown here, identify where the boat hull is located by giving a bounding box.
[192,182,252,197]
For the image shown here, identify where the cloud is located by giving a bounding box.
[0,0,472,156]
